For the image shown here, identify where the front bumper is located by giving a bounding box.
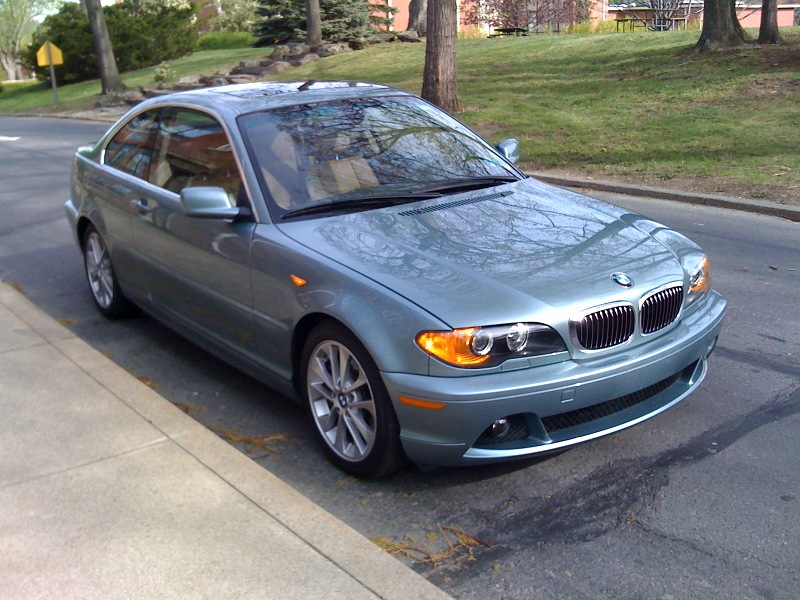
[382,291,726,466]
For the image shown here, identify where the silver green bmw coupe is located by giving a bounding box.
[66,82,726,477]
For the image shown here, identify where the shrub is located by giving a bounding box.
[195,31,257,51]
[26,0,198,85]
[153,62,177,84]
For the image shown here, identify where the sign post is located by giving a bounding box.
[36,41,63,105]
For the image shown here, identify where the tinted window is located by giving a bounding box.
[238,96,517,215]
[149,108,244,203]
[104,109,161,179]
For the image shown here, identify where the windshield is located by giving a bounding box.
[238,95,519,219]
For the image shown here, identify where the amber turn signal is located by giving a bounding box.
[416,328,490,367]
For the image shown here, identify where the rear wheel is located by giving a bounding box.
[82,225,136,319]
[302,322,407,478]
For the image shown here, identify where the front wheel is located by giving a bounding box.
[301,322,407,478]
[82,225,136,319]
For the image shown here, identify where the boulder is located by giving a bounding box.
[316,43,352,57]
[371,33,396,44]
[349,38,371,51]
[263,61,292,74]
[270,45,290,60]
[226,74,258,84]
[204,77,229,88]
[233,65,270,76]
[287,43,310,56]
[177,74,202,85]
[396,31,422,43]
[296,53,320,66]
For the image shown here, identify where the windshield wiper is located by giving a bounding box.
[281,191,442,220]
[415,175,521,195]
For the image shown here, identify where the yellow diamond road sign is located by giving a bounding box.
[36,41,63,67]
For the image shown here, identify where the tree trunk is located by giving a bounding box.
[422,0,462,113]
[305,0,322,48]
[408,0,428,34]
[696,0,747,51]
[83,0,125,94]
[757,0,782,44]
[0,52,23,81]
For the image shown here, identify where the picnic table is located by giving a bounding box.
[488,27,529,38]
[615,11,690,32]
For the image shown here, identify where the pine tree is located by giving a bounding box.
[255,0,371,46]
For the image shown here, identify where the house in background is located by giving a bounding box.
[374,0,800,33]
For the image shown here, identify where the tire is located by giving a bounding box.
[301,321,407,478]
[82,225,137,319]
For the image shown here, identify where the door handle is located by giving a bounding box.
[131,198,154,215]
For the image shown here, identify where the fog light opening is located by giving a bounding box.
[491,418,511,439]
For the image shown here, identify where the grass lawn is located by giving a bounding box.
[279,27,800,203]
[0,48,269,113]
[2,31,798,202]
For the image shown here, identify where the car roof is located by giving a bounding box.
[137,81,410,119]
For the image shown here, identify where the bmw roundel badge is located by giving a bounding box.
[611,272,633,288]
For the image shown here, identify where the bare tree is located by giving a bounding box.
[757,0,782,44]
[83,0,124,94]
[407,0,427,34]
[695,0,746,51]
[463,0,588,31]
[422,0,462,114]
[305,0,322,47]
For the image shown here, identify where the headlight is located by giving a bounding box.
[687,255,711,306]
[416,323,567,368]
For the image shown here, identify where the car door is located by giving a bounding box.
[89,108,163,303]
[130,106,258,359]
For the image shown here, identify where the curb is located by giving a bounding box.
[528,171,800,223]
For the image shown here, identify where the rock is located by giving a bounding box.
[263,61,292,74]
[270,45,290,60]
[140,87,173,99]
[233,65,270,76]
[396,31,422,43]
[238,59,259,68]
[316,43,352,57]
[175,82,205,91]
[296,53,320,66]
[287,42,310,56]
[226,74,258,84]
[371,33,396,44]
[349,38,371,51]
[177,74,202,85]
[121,90,145,104]
[204,77,229,88]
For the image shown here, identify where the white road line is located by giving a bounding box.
[0,136,21,141]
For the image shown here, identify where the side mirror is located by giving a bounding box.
[180,187,247,220]
[496,139,520,164]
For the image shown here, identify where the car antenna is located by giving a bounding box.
[299,80,316,91]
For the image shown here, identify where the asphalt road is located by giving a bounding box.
[2,117,798,599]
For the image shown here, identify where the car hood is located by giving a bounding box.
[278,178,685,328]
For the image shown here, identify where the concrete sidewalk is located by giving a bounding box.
[0,282,451,600]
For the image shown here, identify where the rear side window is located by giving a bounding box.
[148,108,244,203]
[104,110,161,179]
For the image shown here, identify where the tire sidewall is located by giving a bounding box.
[301,321,405,478]
[82,225,131,319]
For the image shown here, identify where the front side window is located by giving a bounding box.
[238,96,519,217]
[104,109,161,179]
[149,108,244,204]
